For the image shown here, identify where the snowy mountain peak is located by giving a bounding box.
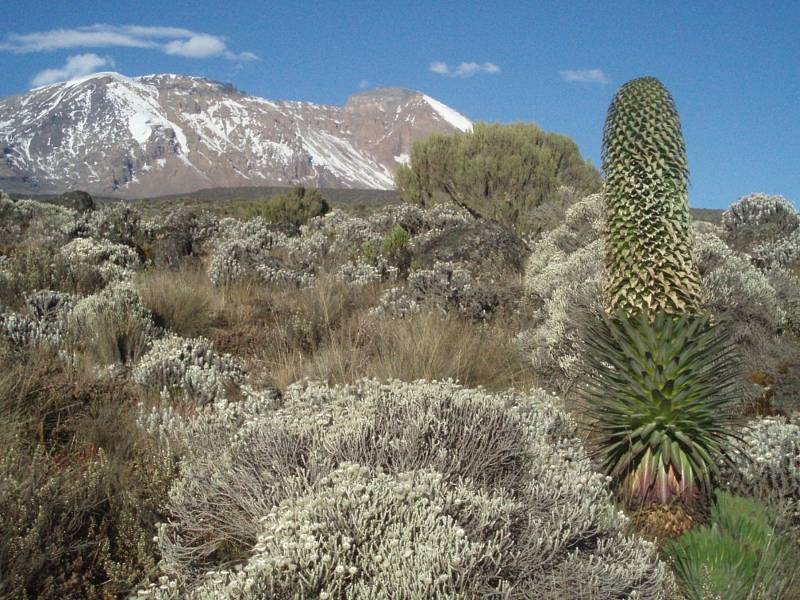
[0,73,472,197]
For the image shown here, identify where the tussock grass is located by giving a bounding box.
[137,266,217,337]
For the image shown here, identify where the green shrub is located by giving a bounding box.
[380,224,412,272]
[666,491,798,599]
[395,122,601,236]
[242,186,329,226]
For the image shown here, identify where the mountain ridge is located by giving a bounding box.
[0,72,472,198]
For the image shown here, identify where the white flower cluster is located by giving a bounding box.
[520,238,606,391]
[335,258,398,287]
[61,236,141,283]
[0,194,81,244]
[65,282,156,367]
[139,379,674,599]
[78,203,151,244]
[693,227,786,325]
[520,196,610,390]
[722,417,800,525]
[204,204,476,291]
[255,261,316,288]
[750,229,800,271]
[132,335,244,405]
[722,192,799,234]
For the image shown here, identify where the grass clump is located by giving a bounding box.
[137,267,216,337]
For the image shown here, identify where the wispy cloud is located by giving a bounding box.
[358,79,369,90]
[31,53,115,86]
[0,24,258,61]
[559,69,610,84]
[430,61,500,78]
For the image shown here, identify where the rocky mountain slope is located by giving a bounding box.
[0,72,472,197]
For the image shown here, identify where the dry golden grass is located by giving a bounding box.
[250,307,536,392]
[132,265,538,392]
[136,266,218,337]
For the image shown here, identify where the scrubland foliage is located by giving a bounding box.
[241,185,330,226]
[522,195,797,392]
[0,186,798,597]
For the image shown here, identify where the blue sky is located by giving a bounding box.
[1,0,798,209]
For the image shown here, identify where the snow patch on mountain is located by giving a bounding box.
[422,95,472,132]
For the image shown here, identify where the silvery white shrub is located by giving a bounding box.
[0,290,78,349]
[61,236,141,283]
[77,203,151,245]
[376,261,500,321]
[722,417,800,526]
[140,379,674,599]
[133,335,244,405]
[207,218,289,286]
[722,192,799,235]
[0,195,81,244]
[521,195,606,390]
[750,229,800,270]
[336,258,398,287]
[520,238,605,391]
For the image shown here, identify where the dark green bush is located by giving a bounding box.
[242,186,330,226]
[394,122,601,236]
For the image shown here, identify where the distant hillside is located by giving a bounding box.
[9,185,723,223]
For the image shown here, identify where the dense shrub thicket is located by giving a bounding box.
[241,186,331,226]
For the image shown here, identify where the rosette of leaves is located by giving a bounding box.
[577,310,741,504]
[601,76,703,316]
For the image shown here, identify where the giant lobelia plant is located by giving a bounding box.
[578,77,742,504]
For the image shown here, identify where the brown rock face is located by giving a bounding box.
[0,73,472,198]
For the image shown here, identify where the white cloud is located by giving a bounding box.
[559,69,610,84]
[31,53,115,86]
[1,24,257,61]
[430,61,500,78]
[164,34,226,58]
[358,79,369,90]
